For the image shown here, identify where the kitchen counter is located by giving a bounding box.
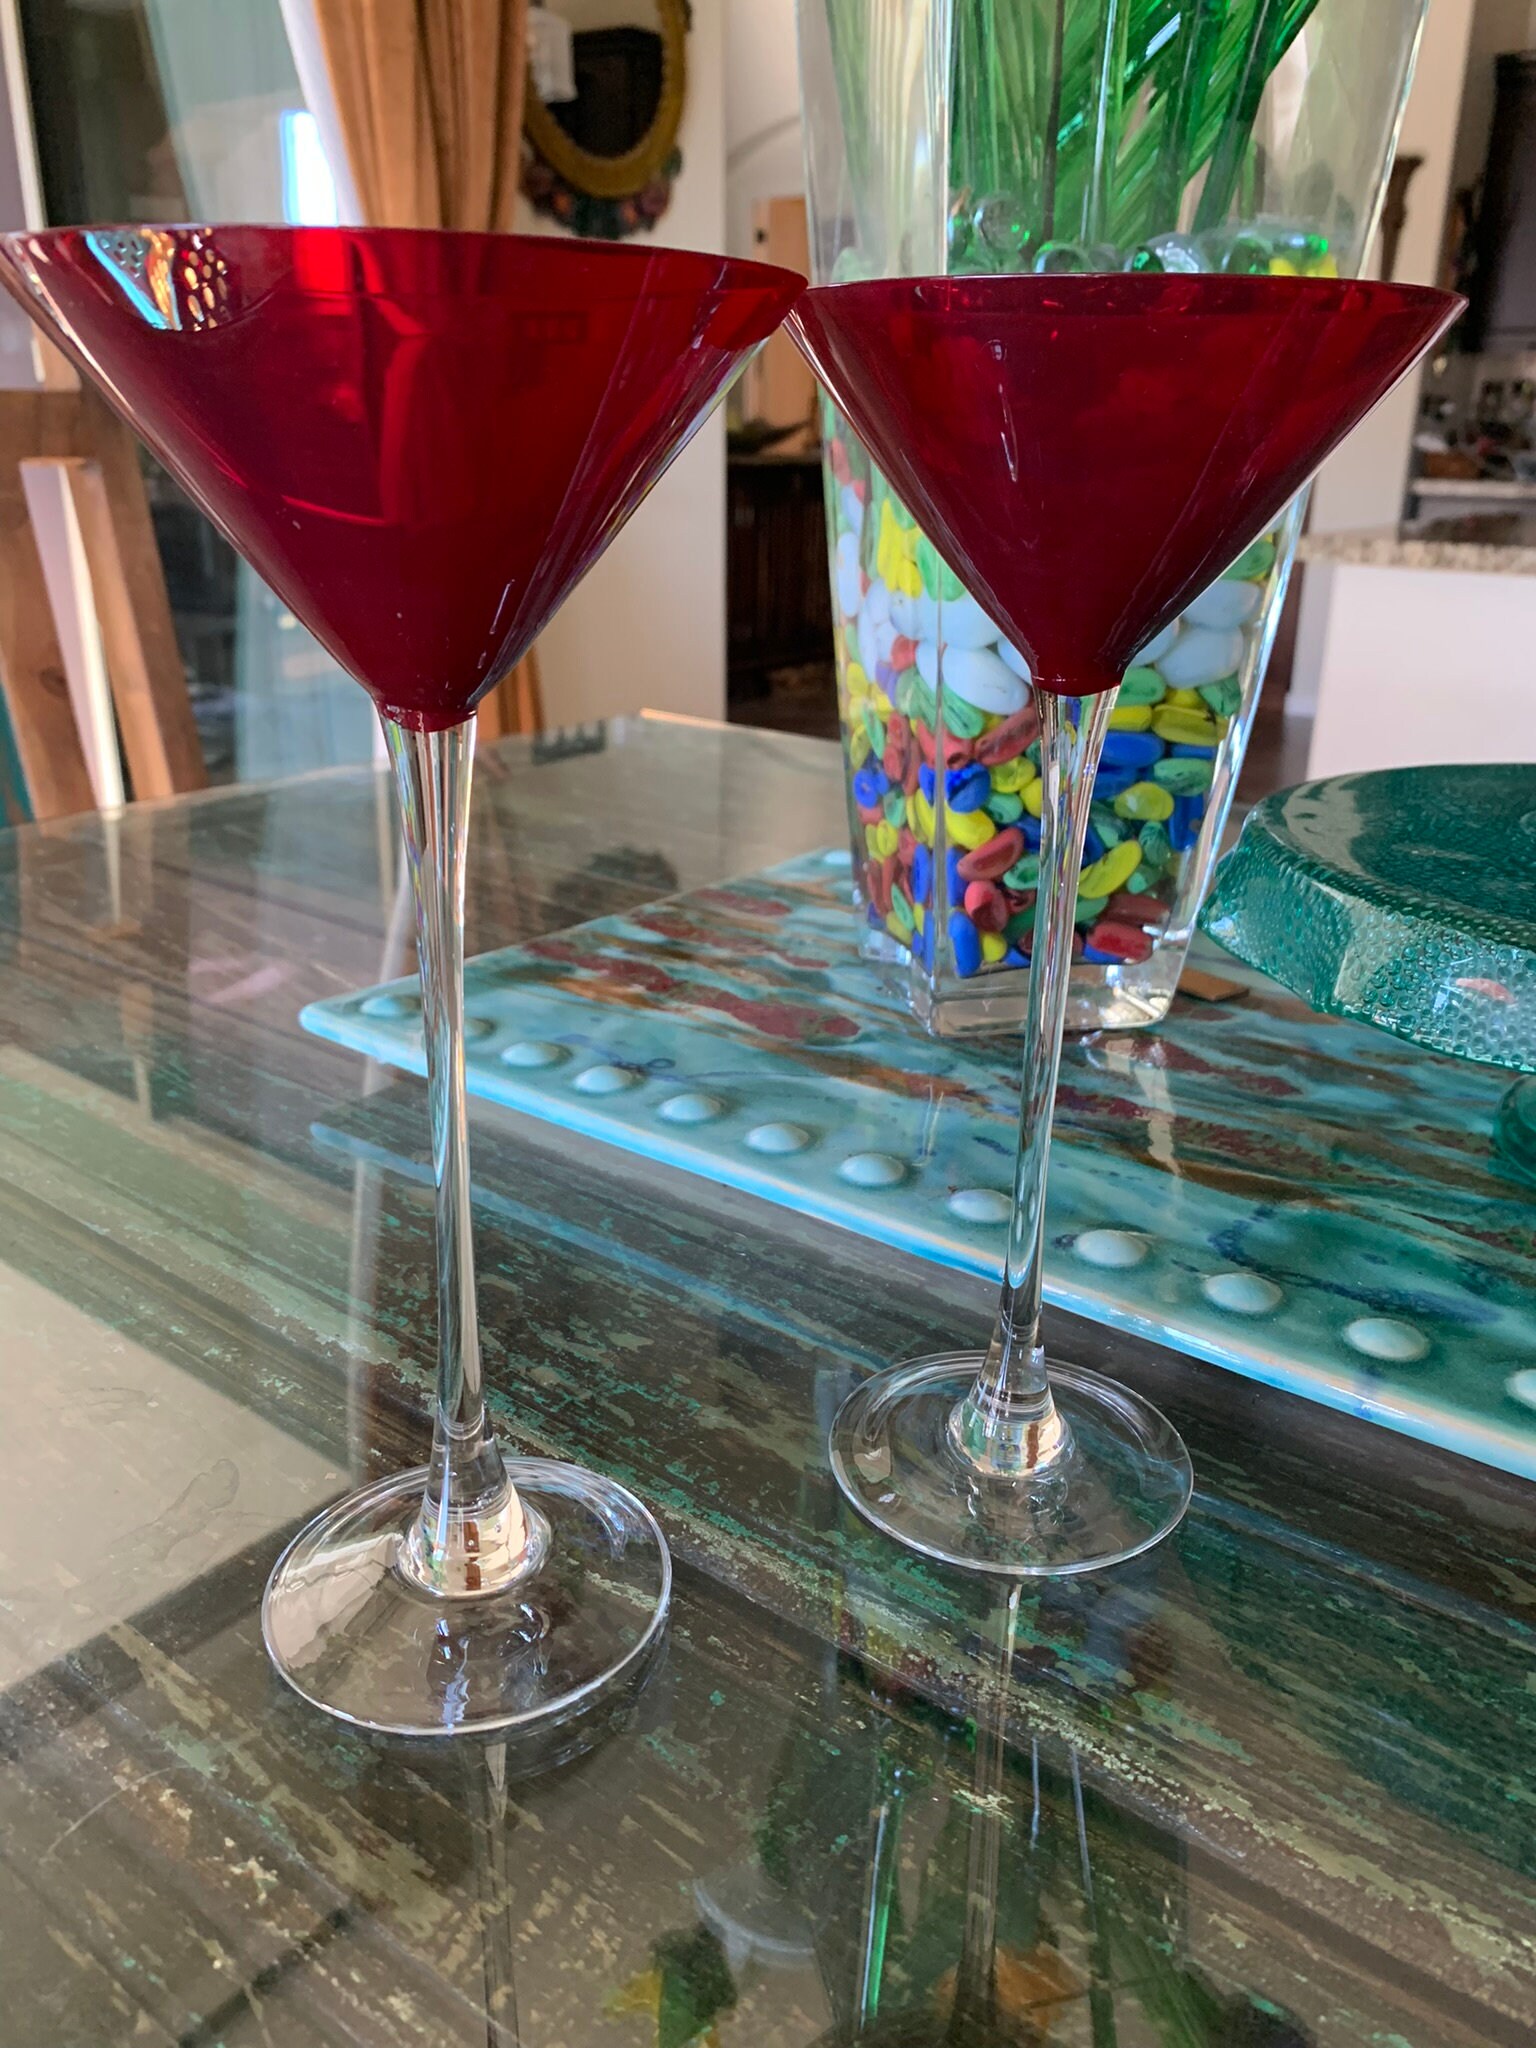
[1300,521,1536,575]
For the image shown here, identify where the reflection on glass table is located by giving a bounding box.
[0,720,1531,2044]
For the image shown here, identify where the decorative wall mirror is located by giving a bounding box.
[523,1,690,239]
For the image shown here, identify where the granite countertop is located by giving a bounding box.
[1300,514,1536,575]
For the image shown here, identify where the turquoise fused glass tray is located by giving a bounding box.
[303,851,1536,1479]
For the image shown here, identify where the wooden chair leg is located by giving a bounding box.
[0,474,93,820]
[65,394,205,797]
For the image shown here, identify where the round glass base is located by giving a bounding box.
[830,1353,1192,1577]
[262,1458,671,1737]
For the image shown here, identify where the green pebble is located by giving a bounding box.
[912,683,939,729]
[1151,756,1214,795]
[882,788,907,827]
[1114,781,1175,822]
[1025,738,1042,770]
[1118,666,1168,707]
[1199,677,1242,719]
[889,886,914,934]
[1138,822,1173,871]
[917,534,966,603]
[1224,537,1275,581]
[1002,855,1040,892]
[1124,869,1156,894]
[863,706,887,756]
[1074,893,1108,926]
[896,672,923,717]
[1005,908,1036,943]
[985,790,1024,825]
[942,692,986,738]
[1089,802,1127,848]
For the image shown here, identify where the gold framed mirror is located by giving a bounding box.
[523,1,690,238]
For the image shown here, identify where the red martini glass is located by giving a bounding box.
[789,272,1461,1576]
[0,225,801,1733]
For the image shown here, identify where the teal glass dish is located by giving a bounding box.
[1200,765,1536,1074]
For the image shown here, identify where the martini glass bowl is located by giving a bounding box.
[788,270,1461,1575]
[0,224,801,1733]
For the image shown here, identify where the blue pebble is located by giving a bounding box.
[1020,818,1042,851]
[919,763,937,804]
[911,843,933,904]
[1082,824,1104,866]
[1003,945,1030,967]
[875,661,897,691]
[1100,730,1166,770]
[1171,743,1217,759]
[917,920,935,969]
[853,766,883,809]
[949,910,982,977]
[945,762,992,812]
[1093,765,1137,800]
[1169,794,1205,851]
[1081,944,1120,964]
[946,848,966,907]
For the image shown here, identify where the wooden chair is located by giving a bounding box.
[475,645,545,743]
[0,378,205,820]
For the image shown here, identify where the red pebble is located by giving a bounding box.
[903,748,922,795]
[914,721,938,766]
[964,880,1009,932]
[1003,888,1037,916]
[897,827,916,868]
[865,858,891,917]
[938,735,977,768]
[890,635,918,672]
[1087,919,1155,963]
[882,711,911,783]
[1104,890,1166,927]
[851,478,867,502]
[879,852,899,910]
[956,827,1024,883]
[856,801,882,827]
[974,705,1042,767]
[830,438,851,485]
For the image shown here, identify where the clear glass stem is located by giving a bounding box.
[383,715,548,1597]
[951,687,1114,1476]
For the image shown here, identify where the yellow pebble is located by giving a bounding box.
[1151,706,1220,746]
[898,561,923,599]
[991,756,1038,794]
[980,931,1008,964]
[1166,688,1203,709]
[846,661,870,696]
[1023,778,1045,818]
[1107,703,1153,732]
[1112,780,1175,823]
[1079,839,1143,898]
[913,902,926,934]
[863,823,880,856]
[944,805,997,851]
[912,788,936,843]
[1269,256,1299,276]
[868,683,893,716]
[848,728,871,767]
[886,911,908,942]
[873,820,899,858]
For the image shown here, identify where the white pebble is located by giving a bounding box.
[942,644,1028,716]
[889,587,921,638]
[839,484,865,540]
[1075,1228,1149,1270]
[948,1188,1011,1225]
[1157,625,1244,689]
[835,530,863,619]
[863,577,891,630]
[1134,620,1179,667]
[745,1122,811,1154]
[1344,1317,1430,1364]
[572,1063,639,1096]
[996,637,1032,681]
[916,639,939,690]
[915,591,940,643]
[1183,581,1262,632]
[938,591,1001,649]
[1202,1270,1282,1316]
[501,1039,566,1068]
[856,601,879,681]
[872,613,898,665]
[657,1091,725,1125]
[839,1151,907,1188]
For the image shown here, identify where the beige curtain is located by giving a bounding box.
[310,0,542,734]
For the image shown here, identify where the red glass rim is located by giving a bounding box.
[0,221,807,305]
[797,270,1465,327]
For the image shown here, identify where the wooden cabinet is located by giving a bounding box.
[1469,52,1536,352]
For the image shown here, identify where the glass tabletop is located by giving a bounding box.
[0,715,1531,2047]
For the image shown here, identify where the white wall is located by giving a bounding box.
[528,0,731,724]
[724,0,802,259]
[1308,0,1476,536]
